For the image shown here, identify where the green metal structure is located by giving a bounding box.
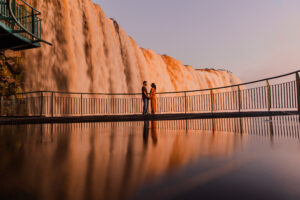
[0,0,51,51]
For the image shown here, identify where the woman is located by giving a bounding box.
[149,83,156,114]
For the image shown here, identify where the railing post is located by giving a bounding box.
[25,94,28,116]
[238,86,241,112]
[210,90,214,112]
[0,96,2,116]
[12,95,16,116]
[12,0,16,15]
[266,80,271,111]
[51,92,54,117]
[31,9,35,38]
[296,72,300,112]
[39,19,42,38]
[1,96,4,116]
[10,0,16,28]
[40,91,43,117]
[184,92,187,114]
[80,94,83,116]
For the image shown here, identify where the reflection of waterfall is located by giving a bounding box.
[20,0,241,93]
[0,121,245,200]
[0,116,299,200]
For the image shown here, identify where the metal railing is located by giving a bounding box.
[0,0,51,45]
[0,70,299,117]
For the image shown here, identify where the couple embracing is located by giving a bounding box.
[142,81,156,115]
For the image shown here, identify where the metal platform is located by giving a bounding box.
[0,0,51,51]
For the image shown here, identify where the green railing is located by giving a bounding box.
[0,0,51,45]
[0,70,299,117]
[0,0,12,27]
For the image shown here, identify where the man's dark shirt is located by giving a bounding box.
[142,86,148,99]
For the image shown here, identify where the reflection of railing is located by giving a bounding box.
[154,116,300,139]
[30,115,300,139]
[0,70,299,116]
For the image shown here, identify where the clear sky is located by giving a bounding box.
[93,0,300,82]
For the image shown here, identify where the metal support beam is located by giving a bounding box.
[12,30,26,33]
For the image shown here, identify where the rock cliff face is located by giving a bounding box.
[20,0,241,93]
[0,51,23,96]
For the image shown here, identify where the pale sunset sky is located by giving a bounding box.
[93,0,300,82]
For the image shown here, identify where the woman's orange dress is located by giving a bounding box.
[150,88,156,114]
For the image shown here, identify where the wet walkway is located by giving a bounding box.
[0,111,298,125]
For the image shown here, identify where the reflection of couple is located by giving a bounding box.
[142,81,156,115]
[143,121,158,146]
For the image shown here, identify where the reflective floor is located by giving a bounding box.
[0,115,299,200]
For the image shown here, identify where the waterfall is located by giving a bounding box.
[21,0,241,93]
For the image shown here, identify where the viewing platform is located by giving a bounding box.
[0,0,51,51]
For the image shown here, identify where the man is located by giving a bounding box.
[142,81,149,115]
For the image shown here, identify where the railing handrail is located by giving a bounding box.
[7,0,52,45]
[12,70,300,96]
[20,0,41,15]
[171,69,300,94]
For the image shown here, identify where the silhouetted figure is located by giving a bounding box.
[142,81,149,115]
[150,83,157,114]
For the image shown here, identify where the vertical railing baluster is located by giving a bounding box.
[26,94,29,116]
[271,85,275,110]
[210,89,214,113]
[12,0,16,15]
[296,72,300,112]
[40,91,43,116]
[11,95,15,116]
[80,94,83,116]
[31,9,34,39]
[184,92,187,114]
[51,92,54,117]
[266,80,271,112]
[0,96,2,116]
[238,86,241,112]
[288,82,291,109]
